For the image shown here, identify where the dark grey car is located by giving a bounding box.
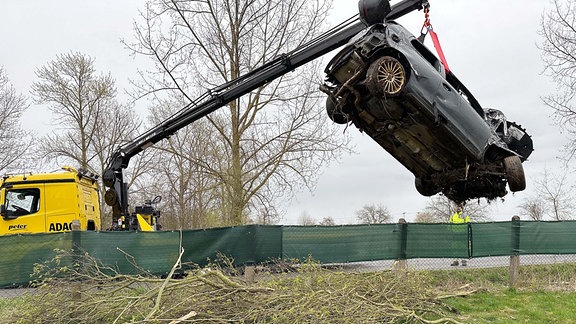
[320,21,533,203]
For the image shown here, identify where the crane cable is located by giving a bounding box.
[418,7,450,73]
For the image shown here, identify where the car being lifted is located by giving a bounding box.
[320,17,533,203]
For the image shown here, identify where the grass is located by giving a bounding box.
[445,289,576,323]
[0,297,26,323]
[424,263,576,323]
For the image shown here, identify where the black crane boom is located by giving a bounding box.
[103,0,427,228]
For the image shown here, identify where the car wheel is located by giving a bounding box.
[366,56,406,98]
[415,177,440,196]
[504,155,526,192]
[326,96,349,124]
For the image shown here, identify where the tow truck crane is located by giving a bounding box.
[102,0,430,230]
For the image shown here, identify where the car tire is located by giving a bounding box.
[504,155,526,192]
[366,56,406,98]
[415,177,440,196]
[326,96,349,124]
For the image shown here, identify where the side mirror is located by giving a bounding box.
[0,205,16,220]
[0,205,19,219]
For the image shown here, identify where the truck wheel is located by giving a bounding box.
[326,96,349,124]
[366,56,406,98]
[415,177,440,196]
[504,156,526,192]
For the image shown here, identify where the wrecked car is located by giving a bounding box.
[320,21,533,203]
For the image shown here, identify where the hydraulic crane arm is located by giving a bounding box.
[103,0,428,225]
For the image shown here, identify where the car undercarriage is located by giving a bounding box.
[321,22,533,203]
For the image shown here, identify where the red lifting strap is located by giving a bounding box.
[419,8,450,73]
[428,29,450,73]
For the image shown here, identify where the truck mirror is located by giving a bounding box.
[0,205,17,220]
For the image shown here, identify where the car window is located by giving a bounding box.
[5,188,40,216]
[410,39,444,75]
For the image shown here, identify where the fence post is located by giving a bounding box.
[509,215,521,288]
[393,218,407,270]
[244,265,255,285]
[71,219,81,301]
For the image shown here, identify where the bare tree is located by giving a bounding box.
[298,211,316,226]
[539,0,576,160]
[319,217,336,226]
[137,100,225,229]
[414,212,436,223]
[253,205,281,225]
[356,204,391,224]
[421,195,492,223]
[125,0,350,226]
[32,52,115,170]
[521,168,576,220]
[518,198,545,221]
[0,67,29,172]
[31,52,143,227]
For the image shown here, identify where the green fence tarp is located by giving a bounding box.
[4,221,576,288]
[180,225,282,266]
[518,221,576,255]
[406,223,469,258]
[282,224,401,263]
[470,222,514,257]
[0,232,71,288]
[80,231,181,275]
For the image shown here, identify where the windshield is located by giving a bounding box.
[5,189,40,217]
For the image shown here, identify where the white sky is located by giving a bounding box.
[0,0,564,224]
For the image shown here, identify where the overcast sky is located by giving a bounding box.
[0,1,564,224]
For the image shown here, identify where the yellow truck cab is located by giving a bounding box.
[0,166,101,235]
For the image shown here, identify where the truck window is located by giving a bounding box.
[5,189,40,217]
